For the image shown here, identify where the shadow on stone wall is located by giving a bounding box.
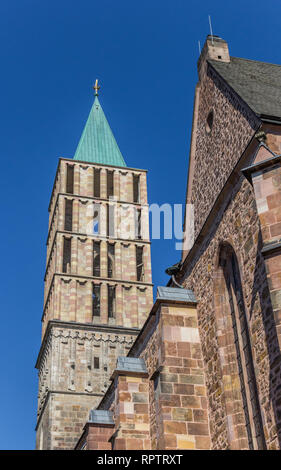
[249,229,281,449]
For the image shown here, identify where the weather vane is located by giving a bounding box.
[93,79,100,96]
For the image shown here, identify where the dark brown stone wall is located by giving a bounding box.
[191,62,260,239]
[181,170,280,448]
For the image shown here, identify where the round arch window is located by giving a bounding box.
[206,110,214,134]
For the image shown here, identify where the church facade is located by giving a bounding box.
[36,36,281,450]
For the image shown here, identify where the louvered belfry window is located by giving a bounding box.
[93,242,100,277]
[92,284,100,317]
[108,285,116,318]
[136,245,144,281]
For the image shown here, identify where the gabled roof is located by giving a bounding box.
[209,56,281,120]
[74,96,127,167]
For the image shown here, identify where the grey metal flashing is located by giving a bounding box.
[261,240,281,256]
[157,286,197,303]
[242,146,281,182]
[111,356,148,379]
[89,409,114,425]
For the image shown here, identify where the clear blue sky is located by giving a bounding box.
[1,0,280,450]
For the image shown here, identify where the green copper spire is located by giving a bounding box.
[73,81,127,167]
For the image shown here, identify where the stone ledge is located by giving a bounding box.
[242,145,281,183]
[261,240,281,256]
[110,357,148,380]
[89,409,114,425]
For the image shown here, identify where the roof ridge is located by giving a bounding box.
[230,55,281,69]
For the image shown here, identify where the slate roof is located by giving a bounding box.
[209,56,281,120]
[157,286,197,303]
[73,96,127,167]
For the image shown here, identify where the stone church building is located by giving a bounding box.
[36,36,281,450]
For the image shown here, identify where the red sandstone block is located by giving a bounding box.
[183,358,197,368]
[118,383,129,391]
[260,211,276,226]
[181,395,201,408]
[133,404,148,414]
[193,409,208,422]
[195,436,211,449]
[162,314,184,326]
[169,367,190,374]
[163,434,177,448]
[118,392,132,401]
[270,273,281,290]
[187,422,209,436]
[266,254,281,274]
[98,443,111,450]
[160,394,181,407]
[114,439,126,450]
[126,438,144,450]
[271,222,281,238]
[174,383,194,395]
[164,342,178,356]
[275,206,281,222]
[268,192,281,210]
[165,357,183,366]
[177,342,191,358]
[164,421,187,435]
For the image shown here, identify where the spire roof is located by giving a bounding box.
[73,94,127,167]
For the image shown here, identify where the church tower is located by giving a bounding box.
[35,83,153,450]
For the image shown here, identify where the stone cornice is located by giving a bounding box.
[59,157,148,173]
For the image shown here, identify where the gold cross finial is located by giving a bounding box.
[93,79,100,96]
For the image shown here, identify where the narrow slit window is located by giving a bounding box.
[107,204,115,237]
[135,208,142,239]
[64,199,73,231]
[107,170,114,199]
[66,165,74,194]
[93,168,101,198]
[93,241,100,277]
[62,238,71,273]
[136,245,144,281]
[108,285,116,318]
[93,205,100,235]
[92,284,101,317]
[133,174,140,203]
[94,357,99,369]
[108,244,115,278]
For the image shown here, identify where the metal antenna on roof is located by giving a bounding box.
[208,15,214,44]
[198,40,201,55]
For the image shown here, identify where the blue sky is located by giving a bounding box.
[1,0,281,450]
